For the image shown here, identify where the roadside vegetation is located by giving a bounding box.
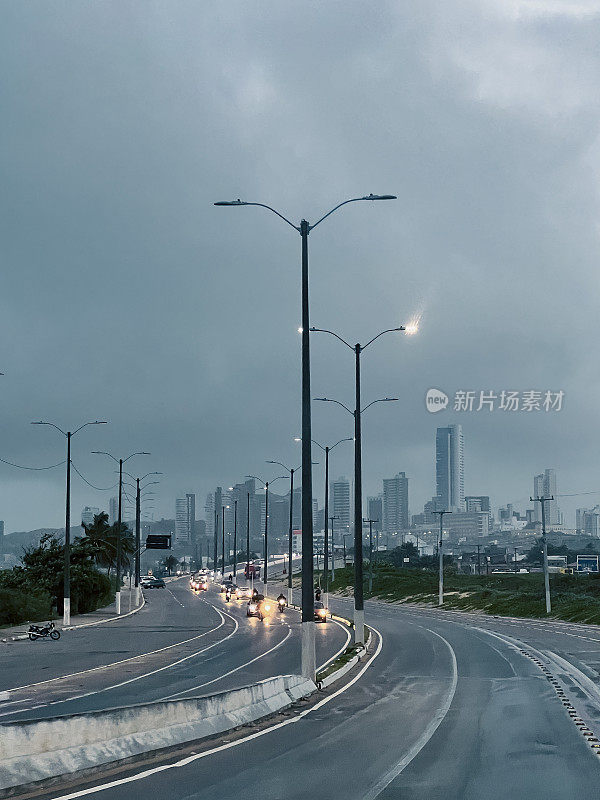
[0,513,134,626]
[329,561,600,624]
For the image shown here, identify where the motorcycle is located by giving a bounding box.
[277,598,286,613]
[28,621,60,641]
[225,590,232,603]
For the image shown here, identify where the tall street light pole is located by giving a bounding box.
[233,499,238,579]
[221,505,228,577]
[531,495,554,613]
[92,450,149,614]
[267,461,300,606]
[215,192,396,679]
[313,323,416,643]
[246,491,251,577]
[308,438,352,608]
[434,510,452,606]
[247,474,286,595]
[214,507,218,572]
[32,420,107,626]
[125,472,161,606]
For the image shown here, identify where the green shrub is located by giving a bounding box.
[0,588,52,626]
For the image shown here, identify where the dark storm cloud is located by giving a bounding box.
[1,0,600,531]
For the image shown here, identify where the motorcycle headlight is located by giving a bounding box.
[264,604,271,612]
[249,603,256,611]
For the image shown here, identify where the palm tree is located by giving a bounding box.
[81,512,113,572]
[163,555,178,576]
[81,514,135,578]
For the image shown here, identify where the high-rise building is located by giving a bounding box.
[81,506,100,526]
[205,493,215,539]
[109,497,118,525]
[331,476,351,532]
[576,507,600,537]
[175,493,195,545]
[533,469,561,526]
[367,496,383,531]
[465,496,492,527]
[436,424,464,511]
[383,473,409,532]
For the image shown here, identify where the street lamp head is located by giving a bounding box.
[294,437,301,442]
[362,194,397,201]
[214,199,248,206]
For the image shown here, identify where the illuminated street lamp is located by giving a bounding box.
[312,323,416,643]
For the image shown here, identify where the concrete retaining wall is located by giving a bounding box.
[0,674,316,791]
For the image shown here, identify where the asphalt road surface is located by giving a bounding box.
[40,593,600,800]
[0,576,349,722]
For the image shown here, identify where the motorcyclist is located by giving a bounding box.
[225,587,232,602]
[277,592,287,610]
[315,586,322,602]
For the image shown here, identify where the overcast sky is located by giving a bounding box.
[1,0,600,533]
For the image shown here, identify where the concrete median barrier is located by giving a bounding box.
[0,674,316,791]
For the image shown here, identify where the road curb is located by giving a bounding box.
[317,628,372,689]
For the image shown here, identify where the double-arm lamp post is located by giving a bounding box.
[32,420,108,626]
[312,323,417,643]
[300,437,352,608]
[246,474,286,595]
[123,471,161,605]
[266,461,300,606]
[92,450,149,614]
[215,192,396,679]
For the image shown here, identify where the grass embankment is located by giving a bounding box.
[329,565,600,624]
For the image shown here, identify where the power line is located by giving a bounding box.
[0,455,66,471]
[70,462,118,492]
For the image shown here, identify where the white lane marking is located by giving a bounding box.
[160,625,293,700]
[49,626,384,800]
[318,619,352,670]
[161,613,351,701]
[166,587,185,608]
[3,591,222,694]
[362,627,458,800]
[0,600,238,719]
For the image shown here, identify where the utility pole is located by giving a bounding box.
[434,510,452,606]
[531,495,553,613]
[514,546,518,574]
[364,518,378,593]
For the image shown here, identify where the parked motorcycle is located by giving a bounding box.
[28,621,60,641]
